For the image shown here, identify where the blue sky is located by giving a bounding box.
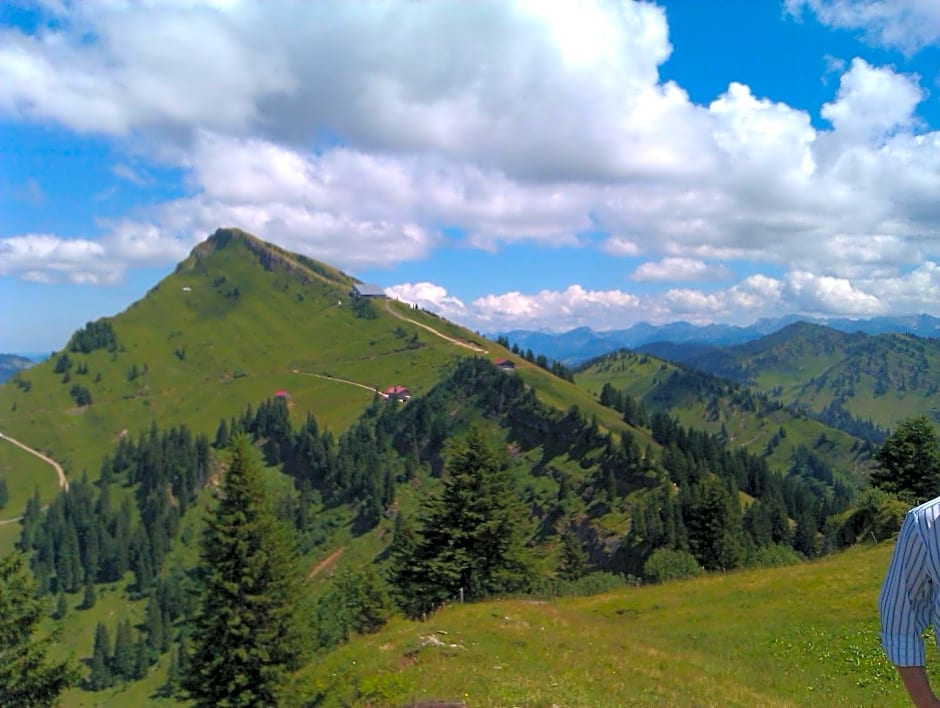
[2,0,940,352]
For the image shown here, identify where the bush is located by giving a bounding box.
[643,548,703,583]
[746,543,801,568]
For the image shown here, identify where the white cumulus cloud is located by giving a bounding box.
[631,257,732,282]
[786,0,940,53]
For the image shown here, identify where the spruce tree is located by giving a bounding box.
[392,428,534,618]
[872,415,940,502]
[684,474,745,571]
[82,575,96,610]
[55,592,68,621]
[558,530,588,581]
[112,618,135,681]
[0,552,79,705]
[89,622,112,691]
[183,435,307,706]
[162,646,181,698]
[146,596,164,659]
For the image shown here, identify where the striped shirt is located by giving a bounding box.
[880,497,940,666]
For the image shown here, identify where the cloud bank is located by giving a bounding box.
[1,1,940,331]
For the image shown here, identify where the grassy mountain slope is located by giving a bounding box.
[0,228,491,523]
[642,322,940,434]
[295,541,914,707]
[574,349,871,489]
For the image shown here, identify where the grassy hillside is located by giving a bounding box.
[574,349,871,489]
[646,322,940,435]
[0,229,493,521]
[294,541,917,707]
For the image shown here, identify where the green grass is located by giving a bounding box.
[0,435,60,517]
[293,542,924,707]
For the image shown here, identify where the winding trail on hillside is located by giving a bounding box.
[0,431,68,525]
[0,432,68,492]
[293,370,388,398]
[384,301,488,354]
[307,546,345,580]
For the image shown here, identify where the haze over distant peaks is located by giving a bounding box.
[501,314,940,366]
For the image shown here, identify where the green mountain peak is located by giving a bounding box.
[177,227,355,291]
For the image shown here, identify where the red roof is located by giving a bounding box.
[385,385,409,395]
[275,389,290,397]
[494,358,515,367]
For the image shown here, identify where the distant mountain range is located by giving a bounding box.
[0,353,35,383]
[501,314,940,366]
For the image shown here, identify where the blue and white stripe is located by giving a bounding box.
[880,497,940,666]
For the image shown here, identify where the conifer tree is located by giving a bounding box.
[391,428,534,618]
[386,513,422,616]
[183,435,307,706]
[162,646,181,698]
[112,618,135,681]
[872,415,940,502]
[82,574,96,610]
[0,552,79,705]
[558,530,588,581]
[213,418,229,450]
[89,622,112,691]
[133,638,150,680]
[146,596,164,659]
[55,592,68,621]
[684,474,745,571]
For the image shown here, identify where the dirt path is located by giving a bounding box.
[307,546,345,580]
[293,370,387,398]
[0,431,68,492]
[385,301,488,354]
[0,431,67,525]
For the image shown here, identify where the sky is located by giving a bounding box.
[2,0,940,353]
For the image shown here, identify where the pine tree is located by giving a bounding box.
[214,418,230,450]
[391,428,534,618]
[89,622,112,691]
[55,592,68,621]
[684,474,745,571]
[134,638,151,680]
[872,415,940,502]
[112,618,136,681]
[386,513,422,617]
[162,646,181,698]
[558,530,588,581]
[183,435,307,706]
[0,552,79,705]
[82,574,96,610]
[146,596,164,659]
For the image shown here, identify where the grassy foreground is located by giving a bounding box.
[294,542,931,707]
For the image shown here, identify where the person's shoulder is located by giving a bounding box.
[908,496,940,521]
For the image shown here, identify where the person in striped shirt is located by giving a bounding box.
[880,497,940,707]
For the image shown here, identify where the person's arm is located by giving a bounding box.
[897,666,940,708]
[880,510,935,705]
